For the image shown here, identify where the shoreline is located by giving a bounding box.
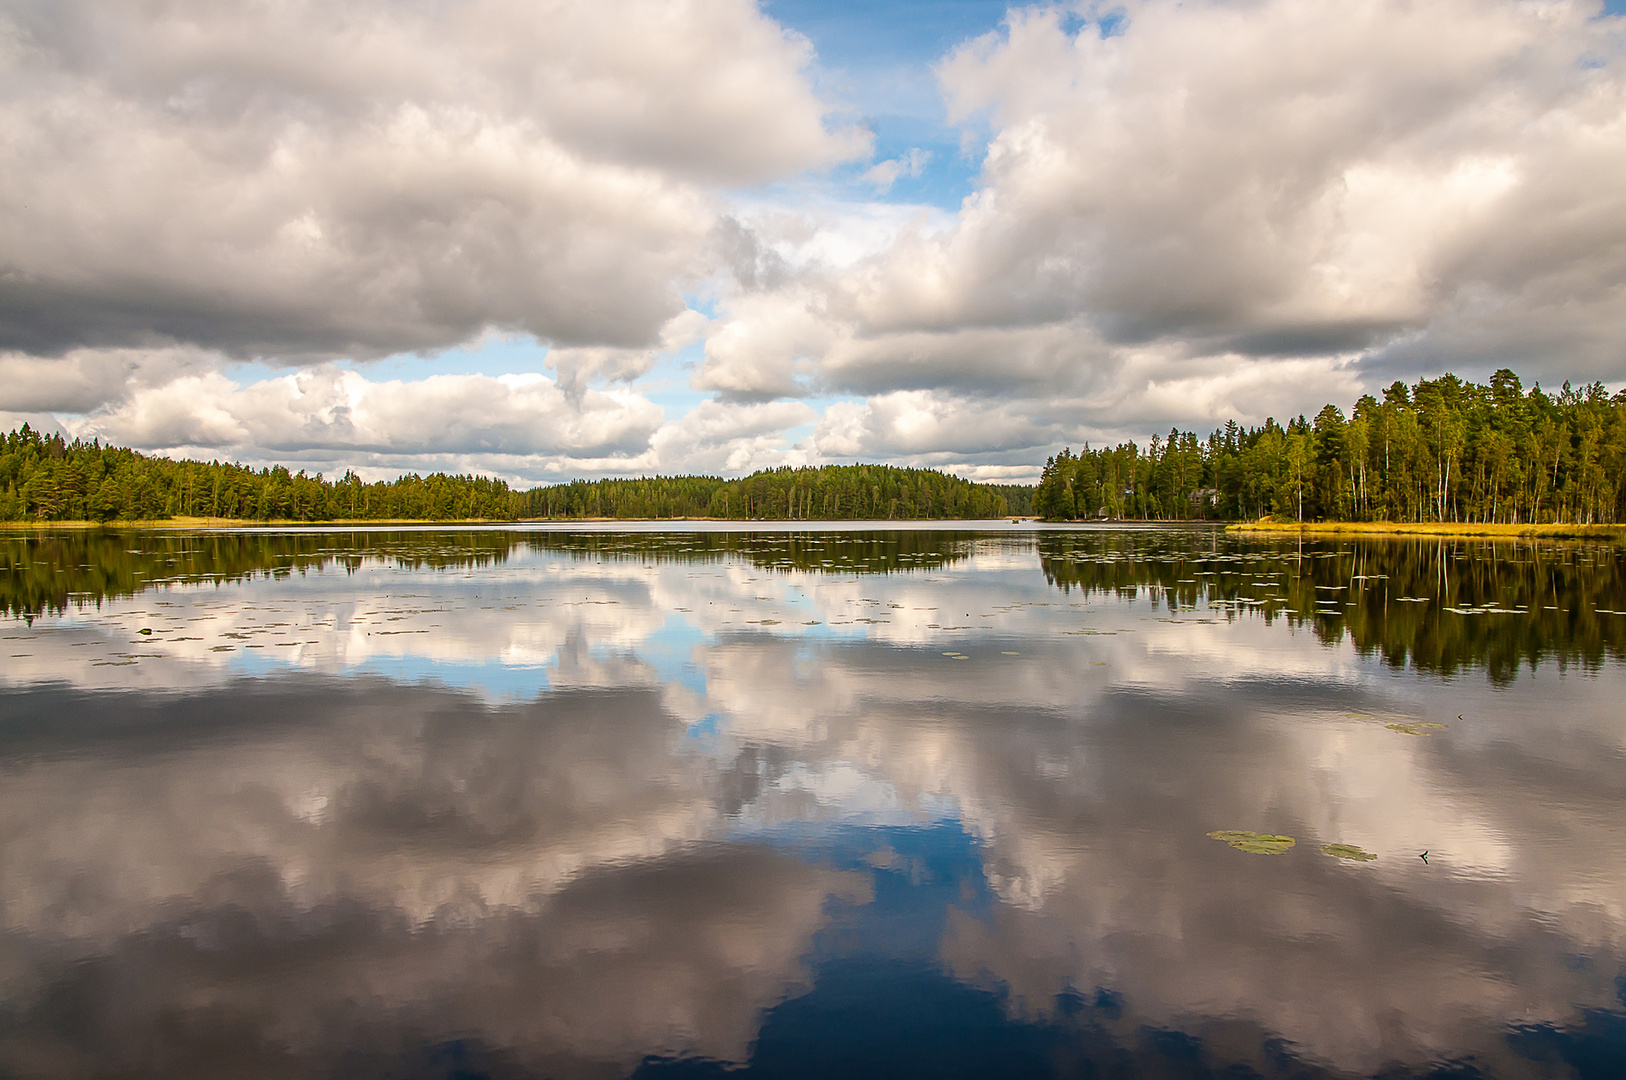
[15,518,1614,539]
[1226,520,1626,539]
[0,516,525,529]
[0,515,1043,530]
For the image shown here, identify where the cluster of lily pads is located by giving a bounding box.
[1207,711,1453,861]
[1206,831,1377,861]
[1384,721,1447,736]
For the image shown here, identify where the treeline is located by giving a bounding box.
[1035,369,1626,523]
[512,465,1031,520]
[0,425,1031,522]
[0,427,517,522]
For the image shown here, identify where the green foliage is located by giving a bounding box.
[0,426,1033,523]
[1034,369,1626,523]
[510,464,1031,521]
[0,425,516,522]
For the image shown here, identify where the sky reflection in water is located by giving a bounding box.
[2,525,1626,1079]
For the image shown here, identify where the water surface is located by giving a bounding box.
[3,525,1625,1078]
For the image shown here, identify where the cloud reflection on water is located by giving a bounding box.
[2,527,1625,1077]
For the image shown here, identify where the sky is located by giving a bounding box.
[2,0,1625,486]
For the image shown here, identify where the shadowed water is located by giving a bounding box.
[2,524,1625,1079]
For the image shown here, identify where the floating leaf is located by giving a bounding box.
[1208,830,1296,855]
[1386,722,1447,736]
[1322,844,1377,861]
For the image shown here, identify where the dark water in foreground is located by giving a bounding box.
[3,523,1626,1079]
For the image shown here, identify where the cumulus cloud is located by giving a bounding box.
[7,0,1626,477]
[0,0,865,362]
[693,288,839,401]
[546,308,711,398]
[917,0,1626,375]
[813,392,1044,460]
[0,346,220,414]
[68,365,663,460]
[700,0,1626,463]
[650,398,818,474]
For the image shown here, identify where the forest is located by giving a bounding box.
[510,465,1030,521]
[8,367,1623,525]
[0,425,1031,522]
[1034,370,1626,523]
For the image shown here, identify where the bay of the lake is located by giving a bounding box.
[3,523,1625,1079]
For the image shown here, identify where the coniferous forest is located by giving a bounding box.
[0,425,1031,522]
[6,369,1625,525]
[1034,370,1626,523]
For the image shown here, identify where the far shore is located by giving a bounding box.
[0,515,1043,530]
[1227,520,1626,540]
[1,516,519,529]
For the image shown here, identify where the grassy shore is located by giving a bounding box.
[1226,519,1626,539]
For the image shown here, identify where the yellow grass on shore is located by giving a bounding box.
[1226,519,1626,540]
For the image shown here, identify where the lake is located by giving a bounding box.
[3,523,1625,1079]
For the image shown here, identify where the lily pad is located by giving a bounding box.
[1208,830,1296,855]
[1321,844,1377,861]
[1386,722,1447,736]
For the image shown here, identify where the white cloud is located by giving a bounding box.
[649,398,818,474]
[861,148,933,193]
[0,0,866,363]
[920,0,1626,370]
[688,0,1626,474]
[7,0,1626,477]
[693,289,839,401]
[68,366,663,461]
[812,391,1056,465]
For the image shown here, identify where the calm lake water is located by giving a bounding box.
[3,523,1626,1079]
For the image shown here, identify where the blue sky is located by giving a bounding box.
[767,0,1013,208]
